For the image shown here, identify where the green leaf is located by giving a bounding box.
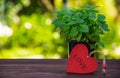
[90,45,97,50]
[99,29,105,34]
[89,13,96,20]
[63,17,69,23]
[92,36,100,42]
[64,14,71,18]
[52,19,60,27]
[78,19,84,23]
[99,42,104,47]
[72,14,80,20]
[82,12,88,19]
[92,10,99,13]
[80,24,89,32]
[102,23,109,31]
[63,25,70,31]
[69,27,78,37]
[97,21,109,31]
[76,11,82,15]
[97,20,102,26]
[67,21,76,25]
[97,14,105,21]
[77,33,82,41]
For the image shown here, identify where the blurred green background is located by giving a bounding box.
[0,0,120,59]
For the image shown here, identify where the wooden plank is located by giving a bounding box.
[0,59,120,78]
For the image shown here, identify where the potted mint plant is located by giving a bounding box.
[52,5,109,54]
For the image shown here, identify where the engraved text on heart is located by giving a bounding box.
[74,54,87,70]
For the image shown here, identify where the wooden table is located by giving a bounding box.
[0,59,120,78]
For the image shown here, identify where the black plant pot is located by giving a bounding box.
[68,40,94,57]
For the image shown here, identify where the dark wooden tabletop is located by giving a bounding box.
[0,59,120,78]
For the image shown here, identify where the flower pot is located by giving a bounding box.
[68,40,94,57]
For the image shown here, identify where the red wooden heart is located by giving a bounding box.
[66,44,98,74]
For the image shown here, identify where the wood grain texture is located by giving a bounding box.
[0,59,120,78]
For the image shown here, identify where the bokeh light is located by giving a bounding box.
[0,0,120,59]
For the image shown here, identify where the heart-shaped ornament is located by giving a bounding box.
[66,44,98,74]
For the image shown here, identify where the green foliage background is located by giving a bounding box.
[0,0,120,59]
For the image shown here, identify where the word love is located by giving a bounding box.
[74,54,87,70]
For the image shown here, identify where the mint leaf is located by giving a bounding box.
[89,13,96,20]
[63,25,70,31]
[70,27,78,37]
[78,19,84,23]
[80,24,89,32]
[97,20,109,31]
[97,20,102,26]
[68,21,76,25]
[97,14,105,21]
[102,23,109,31]
[99,42,104,47]
[77,33,82,41]
[92,35,100,42]
[52,19,60,27]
